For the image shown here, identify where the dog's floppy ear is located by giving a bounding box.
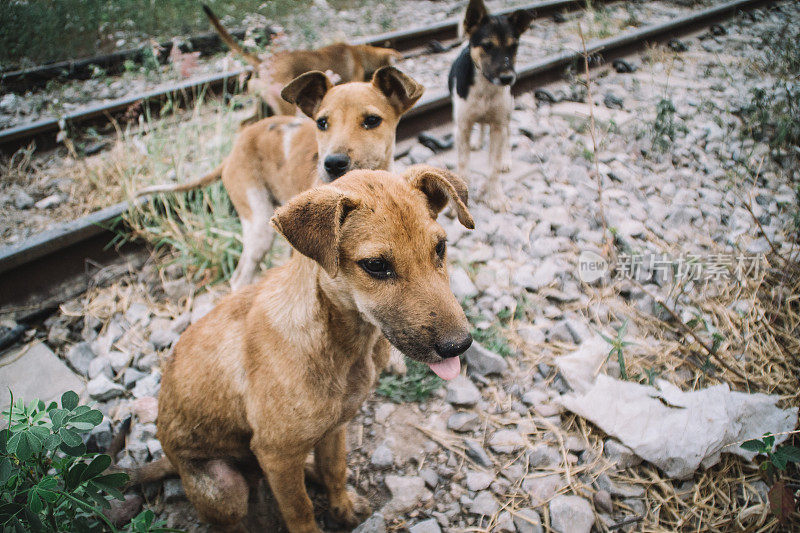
[281,71,334,118]
[371,66,424,114]
[463,0,488,36]
[404,165,475,229]
[271,187,360,276]
[507,9,534,37]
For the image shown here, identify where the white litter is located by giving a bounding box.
[555,337,799,479]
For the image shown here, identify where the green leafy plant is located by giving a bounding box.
[0,391,174,532]
[651,98,686,151]
[377,360,442,403]
[600,319,634,380]
[741,434,800,525]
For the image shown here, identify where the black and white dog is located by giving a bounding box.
[448,0,533,209]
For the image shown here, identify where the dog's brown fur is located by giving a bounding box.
[132,167,474,532]
[203,4,401,121]
[138,66,423,290]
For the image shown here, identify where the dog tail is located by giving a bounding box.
[136,164,224,197]
[106,416,178,487]
[203,4,262,69]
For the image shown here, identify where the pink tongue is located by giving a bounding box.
[427,357,461,380]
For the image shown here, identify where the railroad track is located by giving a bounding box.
[0,0,612,153]
[0,0,776,321]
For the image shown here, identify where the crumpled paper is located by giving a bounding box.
[555,337,799,479]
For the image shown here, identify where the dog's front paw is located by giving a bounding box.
[329,490,370,528]
[485,183,506,211]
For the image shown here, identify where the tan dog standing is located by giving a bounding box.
[132,166,475,532]
[138,66,423,290]
[203,4,402,121]
[448,0,533,210]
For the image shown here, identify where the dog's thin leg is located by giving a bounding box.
[314,426,368,527]
[486,122,507,211]
[230,189,275,291]
[471,123,487,151]
[500,115,512,172]
[455,118,474,183]
[255,450,319,533]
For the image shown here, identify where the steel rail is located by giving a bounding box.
[0,0,611,152]
[0,0,776,319]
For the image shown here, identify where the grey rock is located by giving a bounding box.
[518,324,546,345]
[385,475,428,513]
[374,403,395,424]
[124,303,150,325]
[134,351,159,371]
[0,343,85,412]
[447,411,480,432]
[87,375,125,401]
[126,440,150,464]
[123,368,148,389]
[149,329,179,350]
[47,325,70,348]
[88,356,113,379]
[464,342,507,376]
[489,429,525,454]
[13,190,34,209]
[596,473,645,498]
[409,518,441,533]
[549,495,594,533]
[419,467,439,489]
[528,443,560,468]
[593,489,613,513]
[66,342,95,376]
[469,490,499,516]
[88,419,113,451]
[445,375,480,406]
[371,444,394,469]
[408,144,435,164]
[465,470,493,492]
[0,93,21,114]
[495,511,516,532]
[131,373,161,399]
[604,439,641,469]
[450,267,478,300]
[107,350,131,373]
[353,512,386,533]
[464,440,493,467]
[513,509,543,533]
[163,478,186,502]
[523,474,563,506]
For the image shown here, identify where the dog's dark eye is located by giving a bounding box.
[481,42,494,51]
[362,115,382,129]
[358,258,394,279]
[509,43,518,54]
[316,117,328,131]
[435,239,446,259]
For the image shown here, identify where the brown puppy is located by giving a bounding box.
[203,4,401,121]
[138,166,475,532]
[138,66,423,290]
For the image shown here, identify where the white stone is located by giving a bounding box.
[549,495,594,533]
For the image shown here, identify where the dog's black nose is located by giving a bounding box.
[323,154,350,179]
[498,73,516,85]
[434,334,473,359]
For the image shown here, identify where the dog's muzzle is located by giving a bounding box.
[495,72,517,86]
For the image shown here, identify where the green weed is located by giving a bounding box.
[377,360,442,403]
[0,391,176,532]
[740,434,800,526]
[600,319,633,380]
[651,98,686,152]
